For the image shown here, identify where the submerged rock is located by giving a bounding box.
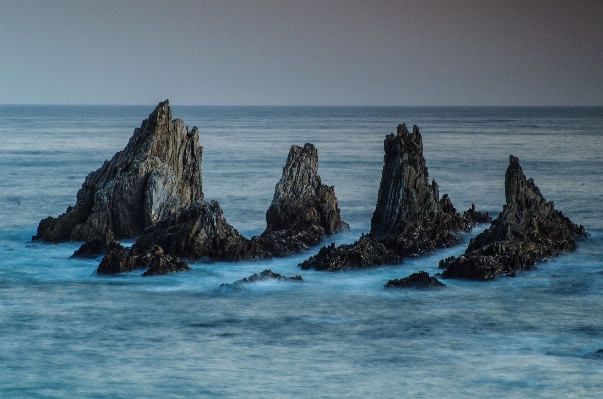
[96,143,348,274]
[34,100,203,243]
[385,271,445,288]
[440,156,587,281]
[220,269,303,289]
[301,124,474,271]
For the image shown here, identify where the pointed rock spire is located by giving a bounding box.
[440,155,587,280]
[34,100,203,243]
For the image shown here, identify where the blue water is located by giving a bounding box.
[1,105,602,398]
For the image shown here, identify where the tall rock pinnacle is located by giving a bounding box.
[34,100,203,242]
[301,124,474,271]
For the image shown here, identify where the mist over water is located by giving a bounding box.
[1,106,602,398]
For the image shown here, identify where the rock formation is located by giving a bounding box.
[301,124,474,271]
[385,271,445,288]
[250,143,349,257]
[440,156,587,280]
[34,100,203,243]
[220,269,303,289]
[96,143,348,274]
[97,244,190,276]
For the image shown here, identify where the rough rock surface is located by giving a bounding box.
[129,200,251,262]
[440,156,587,281]
[220,269,303,289]
[463,204,492,226]
[301,124,473,271]
[385,271,445,288]
[71,232,119,258]
[251,143,349,257]
[97,244,190,276]
[96,143,348,274]
[34,100,203,243]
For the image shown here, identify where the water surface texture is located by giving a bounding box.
[1,106,602,398]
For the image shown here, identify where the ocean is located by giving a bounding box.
[1,105,602,398]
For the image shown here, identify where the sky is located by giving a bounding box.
[1,0,602,106]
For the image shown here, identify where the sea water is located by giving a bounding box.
[0,105,602,398]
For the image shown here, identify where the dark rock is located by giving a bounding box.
[97,244,189,276]
[251,143,349,257]
[440,155,587,281]
[300,234,401,271]
[34,100,203,243]
[131,200,251,262]
[96,143,348,274]
[385,271,445,288]
[301,124,472,271]
[220,269,303,289]
[71,232,120,258]
[463,204,492,225]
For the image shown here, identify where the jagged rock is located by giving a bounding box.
[301,124,473,271]
[251,143,349,257]
[220,269,303,289]
[300,234,401,271]
[385,271,445,288]
[463,204,492,225]
[97,244,189,276]
[34,100,203,244]
[71,232,120,258]
[131,200,251,262]
[98,143,349,274]
[440,156,587,280]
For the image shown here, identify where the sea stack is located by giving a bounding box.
[96,143,348,274]
[301,124,474,271]
[250,143,349,257]
[34,100,203,243]
[440,155,587,280]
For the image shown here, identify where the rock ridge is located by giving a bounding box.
[440,155,587,280]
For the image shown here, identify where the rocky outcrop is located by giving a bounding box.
[127,200,251,262]
[96,143,348,274]
[97,244,190,276]
[440,156,587,280]
[251,143,349,257]
[220,269,303,289]
[385,271,445,288]
[301,124,473,271]
[34,100,203,243]
[463,204,492,226]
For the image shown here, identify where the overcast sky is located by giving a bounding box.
[1,0,601,106]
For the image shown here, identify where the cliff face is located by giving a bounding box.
[34,100,203,242]
[301,124,472,271]
[96,143,349,274]
[440,156,587,280]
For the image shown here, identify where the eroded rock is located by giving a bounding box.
[96,143,348,274]
[440,155,587,280]
[97,244,190,276]
[301,124,474,271]
[34,100,203,243]
[385,271,445,288]
[220,269,303,289]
